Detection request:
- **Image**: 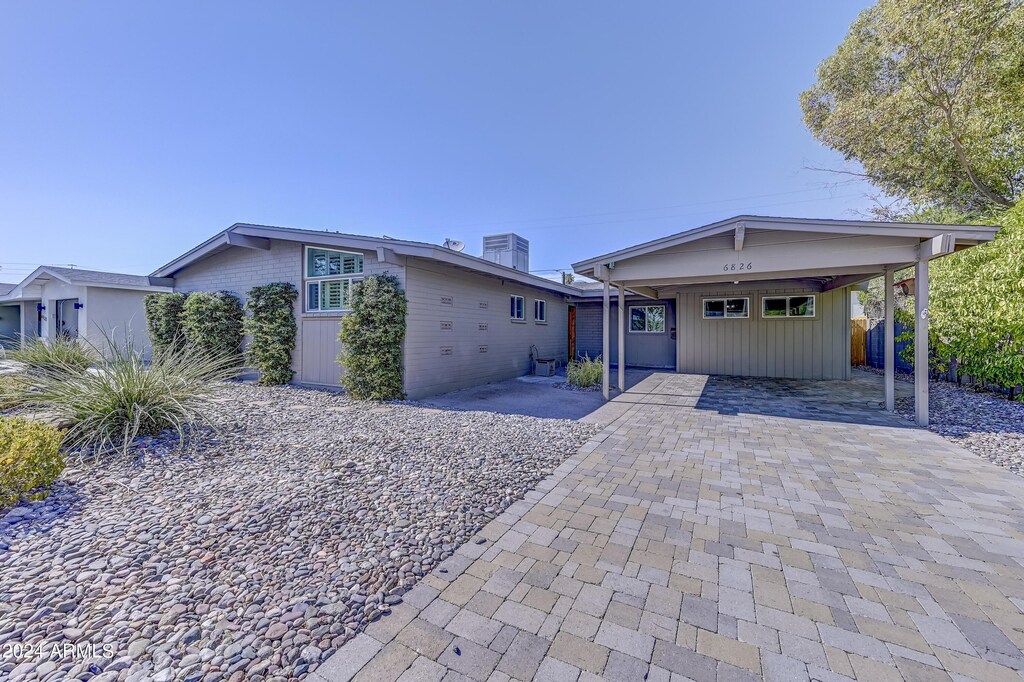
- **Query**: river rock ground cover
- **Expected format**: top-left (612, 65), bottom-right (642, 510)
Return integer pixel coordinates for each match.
top-left (861, 366), bottom-right (1024, 475)
top-left (0, 382), bottom-right (596, 682)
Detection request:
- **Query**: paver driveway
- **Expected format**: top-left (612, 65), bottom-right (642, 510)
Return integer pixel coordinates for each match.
top-left (314, 372), bottom-right (1024, 682)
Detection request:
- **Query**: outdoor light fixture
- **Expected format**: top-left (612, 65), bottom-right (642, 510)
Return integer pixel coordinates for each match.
top-left (36, 304), bottom-right (45, 312)
top-left (74, 302), bottom-right (84, 310)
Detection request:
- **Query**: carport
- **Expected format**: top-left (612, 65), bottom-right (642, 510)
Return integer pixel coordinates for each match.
top-left (571, 215), bottom-right (999, 425)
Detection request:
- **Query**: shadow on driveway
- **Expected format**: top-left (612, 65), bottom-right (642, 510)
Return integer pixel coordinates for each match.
top-left (410, 368), bottom-right (657, 422)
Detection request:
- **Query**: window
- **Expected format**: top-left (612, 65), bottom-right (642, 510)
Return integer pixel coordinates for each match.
top-left (629, 305), bottom-right (666, 333)
top-left (510, 295), bottom-right (525, 321)
top-left (305, 246), bottom-right (363, 312)
top-left (703, 297), bottom-right (749, 319)
top-left (762, 295), bottom-right (815, 318)
top-left (534, 299), bottom-right (547, 323)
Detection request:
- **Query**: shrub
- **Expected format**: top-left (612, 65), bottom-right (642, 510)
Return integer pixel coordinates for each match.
top-left (180, 291), bottom-right (244, 362)
top-left (244, 283), bottom-right (298, 385)
top-left (18, 338), bottom-right (239, 456)
top-left (0, 417), bottom-right (65, 507)
top-left (8, 336), bottom-right (96, 374)
top-left (144, 292), bottom-right (188, 354)
top-left (337, 273), bottom-right (407, 400)
top-left (567, 354), bottom-right (603, 388)
top-left (0, 375), bottom-right (29, 410)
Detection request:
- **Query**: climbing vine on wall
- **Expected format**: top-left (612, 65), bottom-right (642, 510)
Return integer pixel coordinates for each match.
top-left (337, 273), bottom-right (407, 400)
top-left (244, 282), bottom-right (298, 385)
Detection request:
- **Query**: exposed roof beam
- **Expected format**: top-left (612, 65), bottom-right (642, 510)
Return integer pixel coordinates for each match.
top-left (919, 234), bottom-right (955, 260)
top-left (225, 232), bottom-right (271, 250)
top-left (734, 223), bottom-right (745, 251)
top-left (821, 272), bottom-right (883, 292)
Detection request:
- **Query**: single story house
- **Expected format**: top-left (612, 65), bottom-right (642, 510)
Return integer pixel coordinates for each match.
top-left (0, 266), bottom-right (173, 351)
top-left (151, 215), bottom-right (997, 423)
top-left (151, 224), bottom-right (577, 398)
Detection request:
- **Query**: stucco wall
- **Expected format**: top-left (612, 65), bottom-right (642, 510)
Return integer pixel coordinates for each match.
top-left (402, 260), bottom-right (569, 399)
top-left (676, 286), bottom-right (851, 380)
top-left (575, 297), bottom-right (676, 368)
top-left (84, 287), bottom-right (152, 354)
top-left (0, 305), bottom-right (20, 348)
top-left (171, 240), bottom-right (404, 386)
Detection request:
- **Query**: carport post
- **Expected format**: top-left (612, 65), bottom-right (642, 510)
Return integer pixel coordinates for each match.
top-left (617, 285), bottom-right (625, 393)
top-left (602, 278), bottom-right (610, 400)
top-left (914, 258), bottom-right (929, 426)
top-left (884, 266), bottom-right (895, 411)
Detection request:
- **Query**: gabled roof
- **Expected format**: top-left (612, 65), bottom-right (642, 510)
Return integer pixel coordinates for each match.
top-left (0, 266), bottom-right (174, 302)
top-left (152, 223), bottom-right (580, 296)
top-left (572, 214), bottom-right (1001, 276)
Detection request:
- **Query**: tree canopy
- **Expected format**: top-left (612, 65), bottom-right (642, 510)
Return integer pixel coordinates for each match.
top-left (801, 0), bottom-right (1024, 215)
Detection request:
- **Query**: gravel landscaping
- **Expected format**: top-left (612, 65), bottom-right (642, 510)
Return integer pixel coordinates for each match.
top-left (862, 366), bottom-right (1024, 476)
top-left (0, 383), bottom-right (596, 682)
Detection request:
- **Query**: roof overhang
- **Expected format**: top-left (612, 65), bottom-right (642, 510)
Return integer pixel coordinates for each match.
top-left (153, 223), bottom-right (580, 297)
top-left (571, 215), bottom-right (1000, 296)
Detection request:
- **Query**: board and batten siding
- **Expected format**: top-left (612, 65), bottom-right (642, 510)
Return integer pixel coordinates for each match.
top-left (676, 286), bottom-right (851, 380)
top-left (402, 260), bottom-right (568, 399)
top-left (574, 298), bottom-right (676, 368)
top-left (170, 239), bottom-right (405, 386)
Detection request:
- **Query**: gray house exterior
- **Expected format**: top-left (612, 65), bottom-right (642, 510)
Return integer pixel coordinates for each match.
top-left (151, 215), bottom-right (998, 422)
top-left (152, 224), bottom-right (575, 399)
top-left (572, 214), bottom-right (999, 426)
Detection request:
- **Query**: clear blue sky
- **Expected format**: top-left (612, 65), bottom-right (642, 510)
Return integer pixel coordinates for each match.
top-left (0, 1), bottom-right (875, 282)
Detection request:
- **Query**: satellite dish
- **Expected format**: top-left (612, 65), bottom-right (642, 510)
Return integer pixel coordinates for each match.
top-left (443, 238), bottom-right (466, 252)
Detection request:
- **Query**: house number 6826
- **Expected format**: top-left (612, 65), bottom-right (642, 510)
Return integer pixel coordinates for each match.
top-left (723, 262), bottom-right (753, 271)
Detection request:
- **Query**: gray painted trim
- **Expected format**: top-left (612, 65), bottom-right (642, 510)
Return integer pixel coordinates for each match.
top-left (153, 223), bottom-right (578, 297)
top-left (572, 214), bottom-right (1001, 274)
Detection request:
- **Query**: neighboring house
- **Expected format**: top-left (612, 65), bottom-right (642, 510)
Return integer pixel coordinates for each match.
top-left (151, 224), bottom-right (577, 399)
top-left (0, 266), bottom-right (173, 351)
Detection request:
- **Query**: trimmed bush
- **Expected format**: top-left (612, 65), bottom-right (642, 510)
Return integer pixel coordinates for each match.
top-left (0, 417), bottom-right (65, 507)
top-left (337, 273), bottom-right (407, 400)
top-left (144, 292), bottom-right (188, 354)
top-left (244, 283), bottom-right (298, 385)
top-left (567, 354), bottom-right (603, 388)
top-left (8, 337), bottom-right (96, 374)
top-left (180, 291), bottom-right (244, 361)
top-left (18, 338), bottom-right (239, 456)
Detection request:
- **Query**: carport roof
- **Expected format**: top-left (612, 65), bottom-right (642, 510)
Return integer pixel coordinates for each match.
top-left (572, 214), bottom-right (1000, 280)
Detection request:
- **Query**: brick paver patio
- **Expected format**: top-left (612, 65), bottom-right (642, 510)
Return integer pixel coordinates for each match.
top-left (313, 372), bottom-right (1024, 681)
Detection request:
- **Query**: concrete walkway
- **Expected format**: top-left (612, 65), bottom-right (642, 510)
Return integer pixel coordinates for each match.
top-left (314, 372), bottom-right (1024, 682)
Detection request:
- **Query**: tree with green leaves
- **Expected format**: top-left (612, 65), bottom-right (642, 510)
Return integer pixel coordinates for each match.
top-left (801, 0), bottom-right (1024, 215)
top-left (337, 273), bottom-right (407, 400)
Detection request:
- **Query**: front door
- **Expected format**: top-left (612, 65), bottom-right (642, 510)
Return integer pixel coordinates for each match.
top-left (568, 305), bottom-right (576, 361)
top-left (56, 299), bottom-right (80, 338)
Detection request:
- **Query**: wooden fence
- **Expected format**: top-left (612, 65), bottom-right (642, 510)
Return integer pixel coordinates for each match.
top-left (851, 316), bottom-right (867, 366)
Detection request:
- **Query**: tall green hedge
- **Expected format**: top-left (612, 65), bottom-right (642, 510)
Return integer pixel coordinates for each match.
top-left (337, 273), bottom-right (407, 400)
top-left (144, 292), bottom-right (188, 354)
top-left (898, 202), bottom-right (1024, 397)
top-left (244, 283), bottom-right (298, 385)
top-left (180, 291), bottom-right (244, 361)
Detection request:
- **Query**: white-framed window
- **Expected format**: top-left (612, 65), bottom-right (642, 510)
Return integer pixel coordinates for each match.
top-left (305, 246), bottom-right (364, 312)
top-left (762, 295), bottom-right (815, 318)
top-left (703, 297), bottom-right (749, 319)
top-left (629, 305), bottom-right (666, 333)
top-left (510, 295), bottom-right (525, 321)
top-left (534, 299), bottom-right (547, 323)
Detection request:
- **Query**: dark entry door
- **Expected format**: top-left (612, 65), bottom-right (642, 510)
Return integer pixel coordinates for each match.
top-left (568, 305), bottom-right (576, 361)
